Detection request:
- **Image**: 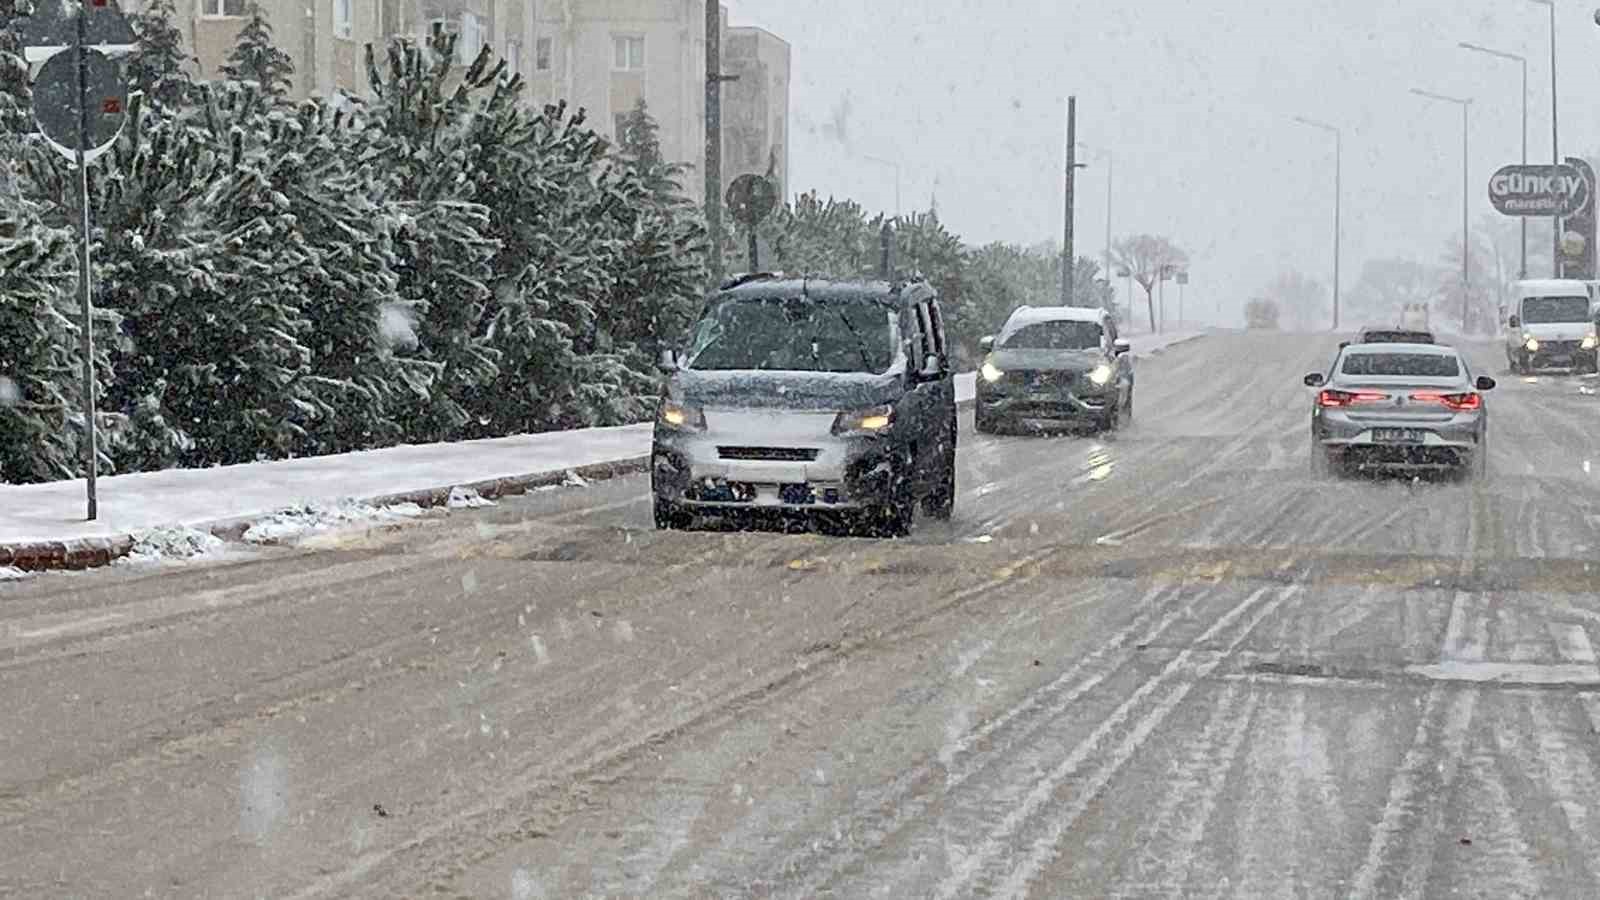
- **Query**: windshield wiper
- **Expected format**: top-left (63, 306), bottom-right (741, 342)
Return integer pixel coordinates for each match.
top-left (830, 308), bottom-right (876, 371)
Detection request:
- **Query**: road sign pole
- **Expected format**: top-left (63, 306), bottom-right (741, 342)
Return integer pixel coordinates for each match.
top-left (73, 7), bottom-right (98, 521)
top-left (747, 225), bottom-right (758, 271)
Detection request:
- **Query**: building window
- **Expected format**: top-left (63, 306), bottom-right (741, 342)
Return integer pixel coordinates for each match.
top-left (505, 40), bottom-right (522, 73)
top-left (334, 0), bottom-right (353, 39)
top-left (613, 35), bottom-right (644, 71)
top-left (535, 37), bottom-right (553, 71)
top-left (202, 0), bottom-right (246, 16)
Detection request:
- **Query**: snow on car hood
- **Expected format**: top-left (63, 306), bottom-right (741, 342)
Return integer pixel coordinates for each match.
top-left (670, 369), bottom-right (904, 411)
top-left (986, 348), bottom-right (1107, 372)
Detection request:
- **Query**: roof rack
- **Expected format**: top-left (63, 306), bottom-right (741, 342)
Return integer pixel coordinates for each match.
top-left (719, 271), bottom-right (785, 290)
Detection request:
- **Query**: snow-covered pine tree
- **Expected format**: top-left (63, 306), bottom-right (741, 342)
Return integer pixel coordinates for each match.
top-left (361, 35), bottom-right (502, 443)
top-left (128, 0), bottom-right (194, 109)
top-left (219, 1), bottom-right (294, 101)
top-left (603, 98), bottom-right (708, 366)
top-left (0, 0), bottom-right (29, 137)
top-left (0, 209), bottom-right (108, 483)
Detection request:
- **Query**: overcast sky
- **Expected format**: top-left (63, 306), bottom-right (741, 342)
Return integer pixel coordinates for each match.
top-left (727, 0), bottom-right (1600, 323)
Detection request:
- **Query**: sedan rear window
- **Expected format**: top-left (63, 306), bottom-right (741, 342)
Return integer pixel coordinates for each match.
top-left (1359, 330), bottom-right (1432, 344)
top-left (1341, 353), bottom-right (1460, 378)
top-left (1000, 320), bottom-right (1102, 350)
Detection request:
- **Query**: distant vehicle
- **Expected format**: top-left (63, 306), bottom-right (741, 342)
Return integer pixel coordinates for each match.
top-left (1400, 302), bottom-right (1430, 331)
top-left (1503, 278), bottom-right (1600, 374)
top-left (1353, 326), bottom-right (1435, 345)
top-left (1305, 342), bottom-right (1495, 480)
top-left (651, 274), bottom-right (957, 536)
top-left (973, 305), bottom-right (1132, 434)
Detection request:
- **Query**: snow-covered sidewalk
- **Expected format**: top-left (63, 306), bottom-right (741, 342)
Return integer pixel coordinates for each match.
top-left (0, 330), bottom-right (1204, 570)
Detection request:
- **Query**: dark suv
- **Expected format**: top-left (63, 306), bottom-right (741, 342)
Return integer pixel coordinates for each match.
top-left (974, 305), bottom-right (1133, 433)
top-left (651, 275), bottom-right (958, 536)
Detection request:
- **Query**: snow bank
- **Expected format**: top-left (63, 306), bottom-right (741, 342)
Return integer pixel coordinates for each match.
top-left (0, 565), bottom-right (28, 581)
top-left (242, 499), bottom-right (427, 545)
top-left (123, 526), bottom-right (225, 563)
top-left (447, 486), bottom-right (496, 509)
top-left (0, 376), bottom-right (17, 407)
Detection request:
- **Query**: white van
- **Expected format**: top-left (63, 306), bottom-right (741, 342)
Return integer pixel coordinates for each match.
top-left (1504, 279), bottom-right (1600, 374)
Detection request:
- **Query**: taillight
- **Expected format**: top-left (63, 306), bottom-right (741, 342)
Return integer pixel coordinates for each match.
top-left (1411, 391), bottom-right (1481, 411)
top-left (1317, 389), bottom-right (1389, 407)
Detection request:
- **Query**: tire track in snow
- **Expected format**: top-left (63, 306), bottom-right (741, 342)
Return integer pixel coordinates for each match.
top-left (755, 578), bottom-right (1232, 898)
top-left (1107, 682), bottom-right (1260, 898)
top-left (935, 583), bottom-right (1301, 899)
top-left (1524, 696), bottom-right (1600, 886)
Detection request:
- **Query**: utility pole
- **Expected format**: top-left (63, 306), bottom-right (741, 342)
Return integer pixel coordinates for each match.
top-left (1412, 88), bottom-right (1473, 333)
top-left (1460, 42), bottom-right (1529, 278)
top-left (705, 2), bottom-right (737, 284)
top-left (1292, 116), bottom-right (1342, 330)
top-left (1061, 96), bottom-right (1078, 306)
top-left (1530, 0), bottom-right (1560, 276)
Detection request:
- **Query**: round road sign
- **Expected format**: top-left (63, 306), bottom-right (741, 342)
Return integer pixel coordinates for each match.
top-left (725, 173), bottom-right (779, 227)
top-left (32, 48), bottom-right (128, 157)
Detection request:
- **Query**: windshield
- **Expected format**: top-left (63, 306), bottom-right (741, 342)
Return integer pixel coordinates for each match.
top-left (684, 296), bottom-right (897, 373)
top-left (1521, 295), bottom-right (1591, 323)
top-left (1360, 330), bottom-right (1431, 344)
top-left (1000, 320), bottom-right (1103, 350)
top-left (1341, 353), bottom-right (1460, 378)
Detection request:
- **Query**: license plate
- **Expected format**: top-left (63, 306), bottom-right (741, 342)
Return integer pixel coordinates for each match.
top-left (1373, 428), bottom-right (1425, 444)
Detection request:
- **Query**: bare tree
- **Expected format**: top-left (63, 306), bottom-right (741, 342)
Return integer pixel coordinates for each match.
top-left (1265, 270), bottom-right (1328, 332)
top-left (1111, 234), bottom-right (1188, 331)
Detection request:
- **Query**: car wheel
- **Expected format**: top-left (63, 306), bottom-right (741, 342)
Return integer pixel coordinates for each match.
top-left (653, 495), bottom-right (691, 530)
top-left (877, 455), bottom-right (916, 537)
top-left (1310, 437), bottom-right (1335, 479)
top-left (1124, 386), bottom-right (1134, 421)
top-left (922, 438), bottom-right (956, 520)
top-left (975, 409), bottom-right (996, 434)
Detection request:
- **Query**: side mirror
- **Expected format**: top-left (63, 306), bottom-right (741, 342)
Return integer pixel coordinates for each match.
top-left (1338, 341), bottom-right (1350, 350)
top-left (1112, 338), bottom-right (1131, 356)
top-left (978, 335), bottom-right (995, 351)
top-left (656, 348), bottom-right (679, 374)
top-left (1508, 315), bottom-right (1521, 329)
top-left (1476, 375), bottom-right (1497, 391)
top-left (1304, 372), bottom-right (1326, 387)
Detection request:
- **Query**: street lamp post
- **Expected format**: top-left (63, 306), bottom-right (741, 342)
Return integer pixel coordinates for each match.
top-left (1411, 88), bottom-right (1474, 333)
top-left (1077, 142), bottom-right (1114, 314)
top-left (1459, 41), bottom-right (1528, 278)
top-left (1292, 116), bottom-right (1342, 330)
top-left (1529, 0), bottom-right (1560, 276)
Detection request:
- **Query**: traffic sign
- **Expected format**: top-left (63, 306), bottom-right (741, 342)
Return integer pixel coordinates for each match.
top-left (31, 48), bottom-right (127, 161)
top-left (19, 0), bottom-right (137, 63)
top-left (725, 173), bottom-right (778, 227)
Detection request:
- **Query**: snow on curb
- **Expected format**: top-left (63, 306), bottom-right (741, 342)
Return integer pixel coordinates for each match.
top-left (0, 566), bottom-right (29, 582)
top-left (242, 499), bottom-right (427, 545)
top-left (447, 486), bottom-right (497, 509)
top-left (122, 526), bottom-right (225, 563)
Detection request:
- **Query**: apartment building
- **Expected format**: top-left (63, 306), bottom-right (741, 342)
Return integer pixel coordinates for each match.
top-left (528, 1), bottom-right (789, 202)
top-left (149, 2), bottom-right (789, 202)
top-left (169, 1), bottom-right (536, 99)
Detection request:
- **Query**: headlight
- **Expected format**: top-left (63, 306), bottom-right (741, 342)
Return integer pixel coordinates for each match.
top-left (980, 361), bottom-right (1004, 383)
top-left (832, 404), bottom-right (895, 436)
top-left (1583, 334), bottom-right (1598, 350)
top-left (657, 399), bottom-right (706, 432)
top-left (1087, 364), bottom-right (1114, 386)
top-left (1524, 337), bottom-right (1540, 352)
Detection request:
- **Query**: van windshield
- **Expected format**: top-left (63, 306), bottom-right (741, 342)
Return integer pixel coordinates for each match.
top-left (685, 296), bottom-right (898, 374)
top-left (1522, 295), bottom-right (1591, 324)
top-left (1000, 320), bottom-right (1103, 350)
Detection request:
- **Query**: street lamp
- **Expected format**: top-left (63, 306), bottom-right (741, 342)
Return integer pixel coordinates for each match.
top-left (1077, 142), bottom-right (1114, 315)
top-left (1528, 0), bottom-right (1560, 276)
top-left (1291, 116), bottom-right (1342, 330)
top-left (1458, 41), bottom-right (1528, 278)
top-left (861, 154), bottom-right (901, 218)
top-left (1411, 88), bottom-right (1474, 333)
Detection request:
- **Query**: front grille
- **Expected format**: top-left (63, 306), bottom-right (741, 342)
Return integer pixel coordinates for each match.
top-left (1007, 370), bottom-right (1077, 390)
top-left (717, 446), bottom-right (819, 462)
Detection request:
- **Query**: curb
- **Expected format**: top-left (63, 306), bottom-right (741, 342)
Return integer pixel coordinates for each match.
top-left (0, 455), bottom-right (652, 574)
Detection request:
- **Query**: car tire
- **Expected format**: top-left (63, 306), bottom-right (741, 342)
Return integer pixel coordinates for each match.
top-left (877, 455), bottom-right (916, 538)
top-left (1310, 438), bottom-right (1335, 479)
top-left (1124, 386), bottom-right (1134, 421)
top-left (974, 409), bottom-right (996, 434)
top-left (653, 495), bottom-right (691, 530)
top-left (922, 436), bottom-right (957, 520)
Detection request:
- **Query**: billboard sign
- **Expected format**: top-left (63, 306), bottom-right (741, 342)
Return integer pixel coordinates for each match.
top-left (1488, 164), bottom-right (1587, 217)
top-left (1562, 157), bottom-right (1596, 280)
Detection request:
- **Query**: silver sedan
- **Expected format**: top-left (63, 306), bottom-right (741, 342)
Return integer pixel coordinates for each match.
top-left (1304, 342), bottom-right (1496, 480)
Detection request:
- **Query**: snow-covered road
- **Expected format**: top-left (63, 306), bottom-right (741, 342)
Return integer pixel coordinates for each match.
top-left (6, 331), bottom-right (1600, 897)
